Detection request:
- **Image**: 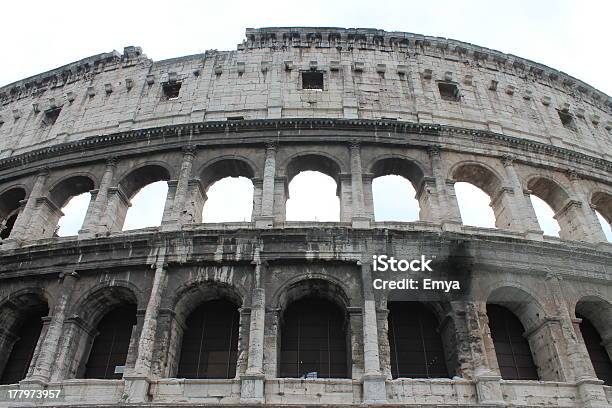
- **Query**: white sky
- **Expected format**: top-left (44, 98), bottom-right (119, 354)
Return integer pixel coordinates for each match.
top-left (5, 0), bottom-right (609, 241)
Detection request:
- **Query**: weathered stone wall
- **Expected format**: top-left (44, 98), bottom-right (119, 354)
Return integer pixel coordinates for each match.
top-left (0, 27), bottom-right (610, 407)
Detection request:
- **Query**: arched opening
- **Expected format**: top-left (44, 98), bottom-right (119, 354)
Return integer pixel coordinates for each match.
top-left (452, 164), bottom-right (504, 229)
top-left (577, 314), bottom-right (612, 386)
top-left (454, 182), bottom-right (496, 228)
top-left (0, 187), bottom-right (26, 240)
top-left (285, 155), bottom-right (341, 222)
top-left (575, 297), bottom-right (612, 386)
top-left (529, 195), bottom-right (560, 237)
top-left (280, 297), bottom-right (348, 378)
top-left (200, 159), bottom-right (255, 223)
top-left (0, 291), bottom-right (48, 384)
top-left (527, 177), bottom-right (570, 239)
top-left (57, 192), bottom-right (91, 236)
top-left (119, 165), bottom-right (171, 231)
top-left (45, 176), bottom-right (95, 238)
top-left (387, 302), bottom-right (450, 378)
top-left (83, 304), bottom-right (137, 379)
top-left (176, 299), bottom-right (239, 379)
top-left (370, 158), bottom-right (423, 222)
top-left (486, 304), bottom-right (538, 380)
top-left (592, 192), bottom-right (612, 242)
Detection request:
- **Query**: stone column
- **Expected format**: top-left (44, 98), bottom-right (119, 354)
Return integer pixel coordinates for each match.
top-left (427, 146), bottom-right (462, 230)
top-left (463, 302), bottom-right (506, 406)
top-left (79, 157), bottom-right (117, 238)
top-left (241, 261), bottom-right (266, 403)
top-left (25, 271), bottom-right (79, 383)
top-left (3, 168), bottom-right (49, 247)
top-left (362, 173), bottom-right (375, 220)
top-left (350, 142), bottom-right (371, 228)
top-left (567, 170), bottom-right (608, 244)
top-left (255, 143), bottom-right (277, 228)
top-left (125, 249), bottom-right (167, 403)
top-left (359, 261), bottom-right (387, 404)
top-left (546, 274), bottom-right (609, 408)
top-left (500, 155), bottom-right (542, 237)
top-left (162, 145), bottom-right (197, 230)
top-left (272, 177), bottom-right (288, 223)
top-left (339, 174), bottom-right (353, 222)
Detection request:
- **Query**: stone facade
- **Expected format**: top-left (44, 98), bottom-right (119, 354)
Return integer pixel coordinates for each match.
top-left (0, 27), bottom-right (610, 407)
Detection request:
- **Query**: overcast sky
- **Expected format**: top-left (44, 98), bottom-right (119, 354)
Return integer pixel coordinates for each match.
top-left (3, 0), bottom-right (609, 240)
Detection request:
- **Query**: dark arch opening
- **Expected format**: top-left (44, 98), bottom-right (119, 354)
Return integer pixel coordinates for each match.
top-left (577, 313), bottom-right (612, 386)
top-left (487, 304), bottom-right (538, 380)
top-left (176, 299), bottom-right (239, 379)
top-left (280, 297), bottom-right (348, 379)
top-left (49, 176), bottom-right (95, 209)
top-left (0, 187), bottom-right (26, 240)
top-left (387, 302), bottom-right (450, 379)
top-left (83, 304), bottom-right (137, 379)
top-left (592, 192), bottom-right (612, 224)
top-left (0, 304), bottom-right (48, 384)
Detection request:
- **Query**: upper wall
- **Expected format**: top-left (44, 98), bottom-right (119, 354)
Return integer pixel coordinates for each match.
top-left (0, 27), bottom-right (610, 160)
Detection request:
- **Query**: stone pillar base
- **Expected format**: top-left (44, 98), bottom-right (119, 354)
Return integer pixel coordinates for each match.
top-left (19, 377), bottom-right (47, 388)
top-left (362, 373), bottom-right (387, 404)
top-left (576, 378), bottom-right (609, 408)
top-left (524, 230), bottom-right (544, 241)
top-left (240, 373), bottom-right (265, 404)
top-left (160, 222), bottom-right (181, 232)
top-left (123, 376), bottom-right (151, 403)
top-left (352, 216), bottom-right (371, 229)
top-left (254, 216), bottom-right (274, 229)
top-left (475, 374), bottom-right (506, 406)
top-left (0, 238), bottom-right (21, 250)
top-left (442, 221), bottom-right (463, 232)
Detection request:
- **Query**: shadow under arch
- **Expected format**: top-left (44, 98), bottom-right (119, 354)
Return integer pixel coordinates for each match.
top-left (592, 191), bottom-right (612, 224)
top-left (0, 288), bottom-right (49, 384)
top-left (284, 153), bottom-right (342, 184)
top-left (168, 280), bottom-right (245, 379)
top-left (118, 164), bottom-right (172, 200)
top-left (526, 176), bottom-right (571, 214)
top-left (574, 295), bottom-right (612, 385)
top-left (370, 156), bottom-right (426, 186)
top-left (0, 186), bottom-right (27, 240)
top-left (199, 156), bottom-right (257, 192)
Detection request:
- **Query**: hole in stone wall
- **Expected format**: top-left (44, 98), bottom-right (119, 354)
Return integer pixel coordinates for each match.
top-left (595, 210), bottom-right (612, 242)
top-left (286, 171), bottom-right (339, 221)
top-left (123, 181), bottom-right (168, 231)
top-left (454, 182), bottom-right (496, 228)
top-left (162, 82), bottom-right (182, 100)
top-left (227, 116), bottom-right (245, 121)
top-left (57, 192), bottom-right (91, 237)
top-left (529, 194), bottom-right (560, 237)
top-left (0, 213), bottom-right (18, 240)
top-left (438, 82), bottom-right (460, 102)
top-left (202, 176), bottom-right (253, 222)
top-left (372, 175), bottom-right (419, 222)
top-left (302, 71), bottom-right (324, 90)
top-left (42, 107), bottom-right (61, 127)
top-left (557, 110), bottom-right (577, 131)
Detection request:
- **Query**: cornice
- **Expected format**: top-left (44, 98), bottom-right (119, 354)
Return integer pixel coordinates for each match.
top-left (0, 119), bottom-right (609, 178)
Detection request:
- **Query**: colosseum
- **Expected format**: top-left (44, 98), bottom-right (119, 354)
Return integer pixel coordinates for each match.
top-left (0, 26), bottom-right (610, 407)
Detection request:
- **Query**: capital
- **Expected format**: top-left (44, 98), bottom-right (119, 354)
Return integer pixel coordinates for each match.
top-left (264, 140), bottom-right (277, 151)
top-left (349, 140), bottom-right (361, 150)
top-left (501, 154), bottom-right (515, 167)
top-left (566, 169), bottom-right (580, 181)
top-left (105, 156), bottom-right (118, 167)
top-left (37, 166), bottom-right (50, 177)
top-left (182, 144), bottom-right (197, 157)
top-left (426, 144), bottom-right (441, 157)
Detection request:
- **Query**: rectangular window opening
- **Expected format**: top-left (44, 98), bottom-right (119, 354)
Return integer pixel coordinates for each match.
top-left (42, 107), bottom-right (62, 127)
top-left (162, 82), bottom-right (182, 100)
top-left (302, 71), bottom-right (324, 90)
top-left (438, 82), bottom-right (460, 102)
top-left (558, 110), bottom-right (577, 131)
top-left (227, 116), bottom-right (245, 121)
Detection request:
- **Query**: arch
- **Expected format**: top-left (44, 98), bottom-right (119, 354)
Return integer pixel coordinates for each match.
top-left (387, 301), bottom-right (451, 379)
top-left (575, 296), bottom-right (612, 386)
top-left (199, 156), bottom-right (257, 192)
top-left (0, 187), bottom-right (26, 240)
top-left (486, 304), bottom-right (539, 380)
top-left (272, 276), bottom-right (351, 312)
top-left (176, 299), bottom-right (240, 379)
top-left (370, 156), bottom-right (426, 187)
top-left (48, 174), bottom-right (96, 209)
top-left (70, 282), bottom-right (141, 328)
top-left (526, 176), bottom-right (571, 214)
top-left (451, 162), bottom-right (504, 197)
top-left (118, 164), bottom-right (172, 200)
top-left (172, 280), bottom-right (244, 327)
top-left (370, 157), bottom-right (425, 222)
top-left (284, 153), bottom-right (342, 184)
top-left (279, 296), bottom-right (349, 378)
top-left (487, 285), bottom-right (546, 330)
top-left (591, 191), bottom-right (612, 224)
top-left (0, 289), bottom-right (49, 384)
top-left (83, 303), bottom-right (137, 379)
